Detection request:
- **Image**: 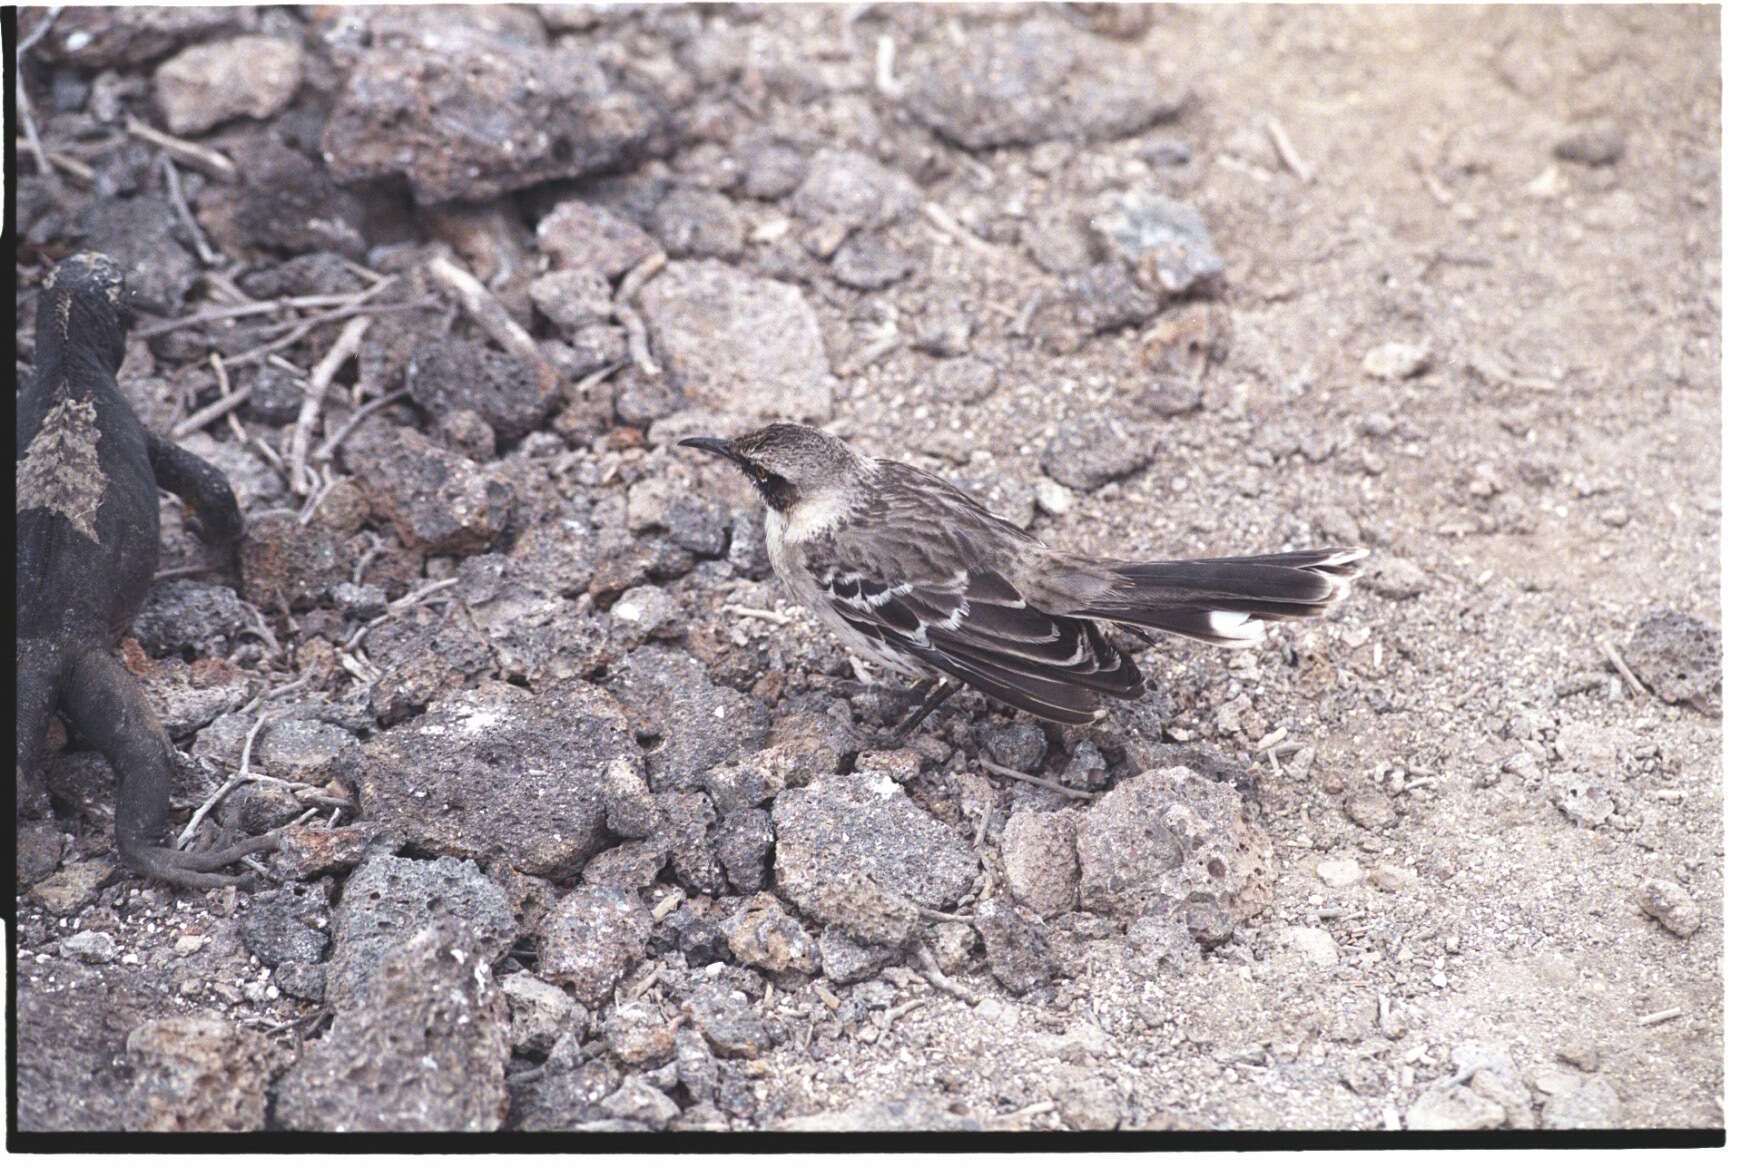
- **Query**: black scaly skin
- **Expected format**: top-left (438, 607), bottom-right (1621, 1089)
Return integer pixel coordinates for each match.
top-left (16, 252), bottom-right (276, 888)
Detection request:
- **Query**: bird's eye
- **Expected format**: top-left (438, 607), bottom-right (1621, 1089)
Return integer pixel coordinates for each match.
top-left (755, 466), bottom-right (769, 481)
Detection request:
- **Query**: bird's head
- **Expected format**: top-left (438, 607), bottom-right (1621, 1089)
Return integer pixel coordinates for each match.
top-left (680, 422), bottom-right (863, 514)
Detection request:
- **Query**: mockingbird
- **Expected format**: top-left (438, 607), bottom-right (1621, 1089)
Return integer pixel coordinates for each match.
top-left (682, 423), bottom-right (1365, 735)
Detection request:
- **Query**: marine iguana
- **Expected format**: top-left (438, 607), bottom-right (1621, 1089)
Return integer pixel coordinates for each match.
top-left (17, 252), bottom-right (278, 888)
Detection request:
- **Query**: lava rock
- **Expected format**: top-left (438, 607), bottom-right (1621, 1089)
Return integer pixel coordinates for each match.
top-left (772, 771), bottom-right (978, 945)
top-left (322, 41), bottom-right (668, 204)
top-left (1091, 191), bottom-right (1224, 297)
top-left (325, 855), bottom-right (516, 1011)
top-left (342, 420), bottom-right (515, 555)
top-left (539, 884), bottom-right (653, 1007)
top-left (537, 200), bottom-right (662, 278)
top-left (152, 36), bottom-right (302, 135)
top-left (79, 195), bottom-right (199, 315)
top-left (276, 922), bottom-right (511, 1131)
top-left (639, 260), bottom-right (837, 422)
top-left (900, 16), bottom-right (1188, 150)
top-left (974, 898), bottom-right (1056, 994)
top-left (1626, 609), bottom-right (1720, 715)
top-left (408, 339), bottom-right (564, 446)
top-left (349, 679), bottom-right (636, 878)
top-left (124, 1015), bottom-right (279, 1132)
top-left (604, 645), bottom-right (771, 793)
top-left (726, 892), bottom-right (820, 974)
top-left (817, 926), bottom-right (902, 985)
top-left (130, 579), bottom-right (250, 659)
top-left (238, 884), bottom-right (329, 968)
top-left (1001, 809), bottom-right (1081, 918)
top-left (1041, 413), bottom-right (1153, 491)
top-left (1075, 766), bottom-right (1273, 923)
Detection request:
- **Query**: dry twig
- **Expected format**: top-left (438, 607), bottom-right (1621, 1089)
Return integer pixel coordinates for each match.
top-left (913, 943), bottom-right (981, 1005)
top-left (289, 315), bottom-right (372, 495)
top-left (1266, 116), bottom-right (1314, 183)
top-left (171, 353), bottom-right (249, 438)
top-left (979, 758), bottom-right (1095, 801)
top-left (427, 250), bottom-right (561, 392)
top-left (1597, 638), bottom-right (1651, 701)
top-left (126, 116), bottom-right (239, 183)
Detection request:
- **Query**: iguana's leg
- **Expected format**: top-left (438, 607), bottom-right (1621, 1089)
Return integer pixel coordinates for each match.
top-left (16, 639), bottom-right (63, 819)
top-left (146, 432), bottom-right (244, 545)
top-left (63, 648), bottom-right (277, 888)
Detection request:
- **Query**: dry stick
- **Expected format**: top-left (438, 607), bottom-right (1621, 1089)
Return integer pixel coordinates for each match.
top-left (1266, 116), bottom-right (1314, 183)
top-left (1638, 1006), bottom-right (1683, 1027)
top-left (171, 353), bottom-right (250, 438)
top-left (289, 315), bottom-right (372, 496)
top-left (979, 758), bottom-right (1095, 801)
top-left (126, 116), bottom-right (238, 184)
top-left (343, 577), bottom-right (460, 650)
top-left (135, 285), bottom-right (396, 339)
top-left (176, 710), bottom-right (272, 849)
top-left (159, 155), bottom-right (217, 265)
top-left (722, 604), bottom-right (793, 626)
top-left (613, 252), bottom-right (668, 377)
top-left (14, 6), bottom-right (61, 184)
top-left (874, 34), bottom-right (902, 98)
top-left (922, 202), bottom-right (1001, 259)
top-left (427, 250), bottom-right (561, 391)
top-left (311, 389), bottom-right (410, 464)
top-left (914, 943), bottom-right (981, 1005)
top-left (1597, 638), bottom-right (1651, 701)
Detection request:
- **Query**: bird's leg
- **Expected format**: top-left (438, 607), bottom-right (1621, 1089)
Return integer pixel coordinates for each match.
top-left (884, 679), bottom-right (964, 744)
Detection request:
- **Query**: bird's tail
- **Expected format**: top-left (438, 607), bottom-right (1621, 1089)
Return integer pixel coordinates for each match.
top-left (1077, 547), bottom-right (1367, 647)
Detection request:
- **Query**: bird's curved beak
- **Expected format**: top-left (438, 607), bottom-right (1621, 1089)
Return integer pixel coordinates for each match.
top-left (679, 436), bottom-right (749, 472)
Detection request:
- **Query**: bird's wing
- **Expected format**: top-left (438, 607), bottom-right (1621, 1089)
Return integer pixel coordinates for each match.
top-left (809, 465), bottom-right (1143, 723)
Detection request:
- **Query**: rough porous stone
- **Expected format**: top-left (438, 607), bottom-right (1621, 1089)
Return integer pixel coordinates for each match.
top-left (1041, 413), bottom-right (1153, 491)
top-left (604, 645), bottom-right (771, 792)
top-left (408, 339), bottom-right (564, 445)
top-left (321, 42), bottom-right (667, 203)
top-left (124, 1015), bottom-right (279, 1132)
top-left (342, 421), bottom-right (516, 556)
top-left (772, 771), bottom-right (978, 945)
top-left (153, 36), bottom-right (302, 135)
top-left (900, 16), bottom-right (1189, 149)
top-left (501, 971), bottom-right (588, 1056)
top-left (537, 200), bottom-right (662, 278)
top-left (1075, 766), bottom-right (1273, 923)
top-left (974, 899), bottom-right (1056, 994)
top-left (792, 148), bottom-right (921, 230)
top-left (238, 883), bottom-right (329, 969)
top-left (1637, 878), bottom-right (1702, 938)
top-left (1625, 609), bottom-right (1720, 715)
top-left (1000, 809), bottom-right (1081, 918)
top-left (1091, 191), bottom-right (1225, 296)
top-left (276, 922), bottom-right (511, 1132)
top-left (638, 260), bottom-right (837, 422)
top-left (540, 885), bottom-right (653, 1007)
top-left (130, 579), bottom-right (250, 659)
top-left (779, 1093), bottom-right (981, 1132)
top-left (326, 855), bottom-right (516, 1011)
top-left (726, 892), bottom-right (820, 974)
top-left (350, 679), bottom-right (636, 879)
top-left (231, 138), bottom-right (368, 258)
